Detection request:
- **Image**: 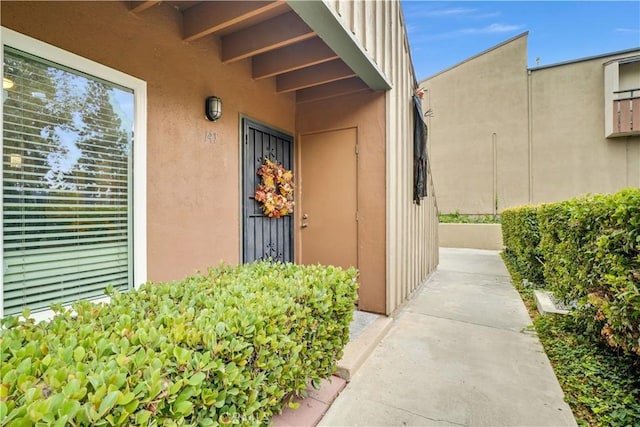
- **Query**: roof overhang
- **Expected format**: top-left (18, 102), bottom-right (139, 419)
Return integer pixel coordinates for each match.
top-left (128, 0), bottom-right (388, 103)
top-left (287, 0), bottom-right (391, 91)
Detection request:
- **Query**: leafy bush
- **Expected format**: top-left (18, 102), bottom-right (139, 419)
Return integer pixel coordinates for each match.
top-left (534, 314), bottom-right (640, 427)
top-left (501, 188), bottom-right (640, 356)
top-left (501, 206), bottom-right (544, 285)
top-left (0, 262), bottom-right (358, 426)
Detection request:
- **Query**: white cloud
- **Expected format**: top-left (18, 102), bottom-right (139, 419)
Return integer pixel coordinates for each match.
top-left (461, 23), bottom-right (525, 34)
top-left (424, 7), bottom-right (477, 17)
top-left (417, 23), bottom-right (525, 41)
top-left (615, 27), bottom-right (640, 34)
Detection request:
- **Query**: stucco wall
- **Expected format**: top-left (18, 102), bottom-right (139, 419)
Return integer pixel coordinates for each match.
top-left (1, 1), bottom-right (296, 282)
top-left (296, 91), bottom-right (387, 314)
top-left (438, 223), bottom-right (503, 250)
top-left (530, 58), bottom-right (640, 203)
top-left (421, 34), bottom-right (530, 215)
top-left (421, 33), bottom-right (640, 214)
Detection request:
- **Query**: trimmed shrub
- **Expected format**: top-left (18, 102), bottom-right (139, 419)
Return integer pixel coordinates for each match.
top-left (502, 188), bottom-right (640, 356)
top-left (501, 205), bottom-right (544, 285)
top-left (0, 262), bottom-right (358, 426)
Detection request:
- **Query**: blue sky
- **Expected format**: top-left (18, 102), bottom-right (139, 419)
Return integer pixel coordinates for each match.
top-left (402, 1), bottom-right (640, 81)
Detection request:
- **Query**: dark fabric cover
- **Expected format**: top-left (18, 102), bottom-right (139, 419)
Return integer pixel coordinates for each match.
top-left (413, 94), bottom-right (428, 204)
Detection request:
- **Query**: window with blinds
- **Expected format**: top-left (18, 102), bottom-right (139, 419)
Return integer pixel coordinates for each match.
top-left (2, 46), bottom-right (135, 316)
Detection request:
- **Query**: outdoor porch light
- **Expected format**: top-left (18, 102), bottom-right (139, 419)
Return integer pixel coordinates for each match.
top-left (205, 96), bottom-right (222, 121)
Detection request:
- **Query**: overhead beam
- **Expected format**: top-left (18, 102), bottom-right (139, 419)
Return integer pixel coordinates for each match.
top-left (222, 11), bottom-right (315, 64)
top-left (129, 1), bottom-right (160, 13)
top-left (287, 1), bottom-right (391, 91)
top-left (296, 77), bottom-right (370, 103)
top-left (183, 1), bottom-right (284, 42)
top-left (276, 59), bottom-right (355, 93)
top-left (252, 37), bottom-right (338, 80)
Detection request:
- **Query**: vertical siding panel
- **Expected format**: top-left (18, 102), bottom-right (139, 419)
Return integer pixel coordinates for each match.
top-left (353, 0), bottom-right (363, 49)
top-left (387, 3), bottom-right (399, 312)
top-left (335, 0), bottom-right (343, 18)
top-left (399, 37), bottom-right (406, 303)
top-left (343, 1), bottom-right (353, 34)
top-left (403, 11), bottom-right (409, 304)
top-left (375, 0), bottom-right (383, 67)
top-left (382, 0), bottom-right (440, 313)
top-left (364, 1), bottom-right (375, 56)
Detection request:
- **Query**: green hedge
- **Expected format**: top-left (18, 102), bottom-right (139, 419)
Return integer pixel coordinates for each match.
top-left (501, 188), bottom-right (640, 356)
top-left (0, 262), bottom-right (358, 426)
top-left (501, 205), bottom-right (544, 285)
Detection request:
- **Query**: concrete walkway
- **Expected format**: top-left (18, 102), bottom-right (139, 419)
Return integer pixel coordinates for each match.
top-left (319, 248), bottom-right (577, 427)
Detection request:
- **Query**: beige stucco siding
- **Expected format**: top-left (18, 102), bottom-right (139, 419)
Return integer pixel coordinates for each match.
top-left (421, 34), bottom-right (529, 215)
top-left (530, 59), bottom-right (634, 203)
top-left (1, 1), bottom-right (296, 282)
top-left (421, 33), bottom-right (640, 214)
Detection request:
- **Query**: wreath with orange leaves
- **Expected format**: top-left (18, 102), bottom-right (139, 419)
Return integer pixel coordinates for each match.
top-left (254, 159), bottom-right (295, 218)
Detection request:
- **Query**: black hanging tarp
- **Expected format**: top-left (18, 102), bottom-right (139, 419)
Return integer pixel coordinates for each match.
top-left (413, 94), bottom-right (428, 204)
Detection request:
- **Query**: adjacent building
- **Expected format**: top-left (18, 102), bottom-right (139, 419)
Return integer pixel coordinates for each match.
top-left (420, 32), bottom-right (640, 215)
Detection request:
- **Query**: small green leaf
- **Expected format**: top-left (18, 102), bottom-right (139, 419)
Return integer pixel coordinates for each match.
top-left (186, 372), bottom-right (206, 386)
top-left (135, 409), bottom-right (151, 425)
top-left (173, 400), bottom-right (194, 416)
top-left (73, 347), bottom-right (86, 363)
top-left (288, 400), bottom-right (300, 409)
top-left (98, 391), bottom-right (121, 416)
top-left (117, 391), bottom-right (135, 406)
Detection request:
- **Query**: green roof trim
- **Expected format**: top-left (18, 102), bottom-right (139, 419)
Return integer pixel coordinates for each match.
top-left (287, 0), bottom-right (391, 91)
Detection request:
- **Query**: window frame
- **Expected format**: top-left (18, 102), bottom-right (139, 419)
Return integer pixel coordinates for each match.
top-left (0, 27), bottom-right (147, 320)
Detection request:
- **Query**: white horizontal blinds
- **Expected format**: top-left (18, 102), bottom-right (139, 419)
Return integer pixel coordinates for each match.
top-left (2, 47), bottom-right (134, 316)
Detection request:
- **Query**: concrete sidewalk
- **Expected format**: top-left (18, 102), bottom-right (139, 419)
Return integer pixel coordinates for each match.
top-left (319, 248), bottom-right (577, 427)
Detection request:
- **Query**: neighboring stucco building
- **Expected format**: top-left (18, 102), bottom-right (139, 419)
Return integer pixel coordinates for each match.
top-left (1, 0), bottom-right (438, 318)
top-left (420, 32), bottom-right (640, 215)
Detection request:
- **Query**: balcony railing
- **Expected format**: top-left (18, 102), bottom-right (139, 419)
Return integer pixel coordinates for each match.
top-left (612, 88), bottom-right (640, 135)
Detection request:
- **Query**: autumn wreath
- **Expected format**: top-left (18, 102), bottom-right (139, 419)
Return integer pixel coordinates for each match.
top-left (255, 159), bottom-right (294, 218)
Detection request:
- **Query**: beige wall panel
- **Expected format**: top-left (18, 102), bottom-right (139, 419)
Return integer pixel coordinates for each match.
top-left (1, 1), bottom-right (296, 282)
top-left (421, 34), bottom-right (530, 215)
top-left (296, 91), bottom-right (387, 314)
top-left (423, 34), bottom-right (640, 212)
top-left (530, 59), bottom-right (638, 203)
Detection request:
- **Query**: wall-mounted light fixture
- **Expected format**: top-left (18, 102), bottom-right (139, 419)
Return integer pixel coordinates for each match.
top-left (205, 96), bottom-right (222, 122)
top-left (3, 77), bottom-right (14, 89)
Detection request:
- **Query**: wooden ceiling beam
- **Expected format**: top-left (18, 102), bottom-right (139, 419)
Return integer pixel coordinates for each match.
top-left (129, 1), bottom-right (160, 13)
top-left (276, 59), bottom-right (356, 93)
top-left (183, 1), bottom-right (283, 42)
top-left (221, 11), bottom-right (314, 64)
top-left (296, 77), bottom-right (371, 104)
top-left (252, 37), bottom-right (338, 80)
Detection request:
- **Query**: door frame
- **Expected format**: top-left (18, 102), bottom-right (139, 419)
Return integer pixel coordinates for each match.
top-left (239, 115), bottom-right (295, 263)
